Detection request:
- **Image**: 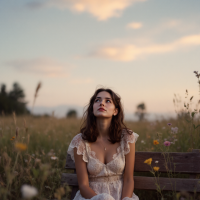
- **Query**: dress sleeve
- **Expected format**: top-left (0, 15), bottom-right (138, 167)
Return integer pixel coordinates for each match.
top-left (67, 133), bottom-right (89, 163)
top-left (123, 130), bottom-right (139, 155)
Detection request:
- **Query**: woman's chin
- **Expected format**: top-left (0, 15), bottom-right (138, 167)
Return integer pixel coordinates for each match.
top-left (95, 114), bottom-right (112, 118)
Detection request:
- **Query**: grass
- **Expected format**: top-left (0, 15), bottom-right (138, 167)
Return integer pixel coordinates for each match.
top-left (0, 71), bottom-right (200, 199)
top-left (0, 113), bottom-right (200, 200)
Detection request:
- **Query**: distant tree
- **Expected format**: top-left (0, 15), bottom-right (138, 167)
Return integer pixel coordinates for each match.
top-left (135, 103), bottom-right (146, 121)
top-left (66, 109), bottom-right (77, 118)
top-left (0, 82), bottom-right (29, 115)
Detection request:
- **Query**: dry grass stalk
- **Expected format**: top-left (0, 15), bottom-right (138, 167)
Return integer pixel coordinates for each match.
top-left (23, 118), bottom-right (28, 134)
top-left (32, 82), bottom-right (42, 113)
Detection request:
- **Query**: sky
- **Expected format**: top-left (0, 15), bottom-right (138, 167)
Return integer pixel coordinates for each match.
top-left (0, 0), bottom-right (200, 120)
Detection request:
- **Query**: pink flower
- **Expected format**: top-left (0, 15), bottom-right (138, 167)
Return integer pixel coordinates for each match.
top-left (164, 141), bottom-right (171, 146)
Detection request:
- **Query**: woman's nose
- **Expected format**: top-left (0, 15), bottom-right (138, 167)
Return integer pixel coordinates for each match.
top-left (100, 102), bottom-right (104, 106)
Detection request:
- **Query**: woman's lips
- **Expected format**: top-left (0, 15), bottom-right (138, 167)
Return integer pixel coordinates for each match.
top-left (98, 108), bottom-right (106, 111)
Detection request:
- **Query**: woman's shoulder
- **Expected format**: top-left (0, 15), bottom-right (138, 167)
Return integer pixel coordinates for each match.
top-left (70, 133), bottom-right (85, 145)
top-left (67, 133), bottom-right (88, 162)
top-left (122, 129), bottom-right (139, 155)
top-left (122, 128), bottom-right (139, 143)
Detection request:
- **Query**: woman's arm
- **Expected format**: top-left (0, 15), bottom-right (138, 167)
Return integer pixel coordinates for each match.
top-left (121, 142), bottom-right (136, 200)
top-left (74, 147), bottom-right (97, 199)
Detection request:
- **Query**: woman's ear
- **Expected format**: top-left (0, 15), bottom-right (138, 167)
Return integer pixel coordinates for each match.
top-left (114, 108), bottom-right (118, 116)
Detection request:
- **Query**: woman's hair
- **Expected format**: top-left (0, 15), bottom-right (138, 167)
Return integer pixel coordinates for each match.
top-left (80, 88), bottom-right (132, 143)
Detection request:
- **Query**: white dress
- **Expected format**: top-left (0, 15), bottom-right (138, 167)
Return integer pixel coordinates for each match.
top-left (67, 130), bottom-right (139, 200)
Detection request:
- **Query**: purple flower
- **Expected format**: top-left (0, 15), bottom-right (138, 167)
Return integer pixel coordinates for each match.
top-left (167, 123), bottom-right (172, 126)
top-left (164, 141), bottom-right (171, 146)
top-left (194, 71), bottom-right (197, 74)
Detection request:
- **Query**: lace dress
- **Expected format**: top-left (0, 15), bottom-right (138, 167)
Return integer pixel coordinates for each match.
top-left (67, 130), bottom-right (139, 200)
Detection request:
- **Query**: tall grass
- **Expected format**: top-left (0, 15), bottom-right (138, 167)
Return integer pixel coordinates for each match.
top-left (0, 72), bottom-right (200, 199)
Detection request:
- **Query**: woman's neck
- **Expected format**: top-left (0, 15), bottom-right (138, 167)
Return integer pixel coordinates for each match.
top-left (96, 118), bottom-right (112, 140)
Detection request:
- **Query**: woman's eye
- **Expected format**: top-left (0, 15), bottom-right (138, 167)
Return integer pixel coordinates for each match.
top-left (95, 99), bottom-right (100, 102)
top-left (106, 100), bottom-right (111, 103)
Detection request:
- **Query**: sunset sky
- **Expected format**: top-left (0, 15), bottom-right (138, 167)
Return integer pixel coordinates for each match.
top-left (0, 0), bottom-right (200, 119)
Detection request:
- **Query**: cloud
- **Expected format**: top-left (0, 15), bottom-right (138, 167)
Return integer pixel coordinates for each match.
top-left (27, 0), bottom-right (146, 21)
top-left (70, 78), bottom-right (93, 84)
top-left (5, 57), bottom-right (72, 77)
top-left (91, 34), bottom-right (200, 61)
top-left (126, 22), bottom-right (143, 29)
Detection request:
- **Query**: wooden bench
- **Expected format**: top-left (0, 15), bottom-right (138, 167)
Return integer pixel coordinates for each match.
top-left (61, 149), bottom-right (200, 200)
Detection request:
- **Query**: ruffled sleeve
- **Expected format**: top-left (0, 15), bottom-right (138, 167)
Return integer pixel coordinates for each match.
top-left (123, 130), bottom-right (139, 155)
top-left (67, 133), bottom-right (89, 163)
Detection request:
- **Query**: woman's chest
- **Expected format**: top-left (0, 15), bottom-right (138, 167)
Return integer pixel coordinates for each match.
top-left (86, 147), bottom-right (125, 176)
top-left (88, 140), bottom-right (121, 165)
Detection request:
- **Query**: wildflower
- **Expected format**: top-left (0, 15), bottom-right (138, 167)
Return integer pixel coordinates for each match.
top-left (51, 156), bottom-right (58, 160)
top-left (171, 127), bottom-right (178, 134)
top-left (141, 140), bottom-right (145, 144)
top-left (155, 161), bottom-right (159, 163)
top-left (167, 123), bottom-right (172, 126)
top-left (24, 159), bottom-right (28, 163)
top-left (164, 141), bottom-right (171, 146)
top-left (144, 158), bottom-right (152, 165)
top-left (15, 143), bottom-right (27, 151)
top-left (21, 184), bottom-right (38, 199)
top-left (153, 140), bottom-right (159, 145)
top-left (153, 166), bottom-right (160, 171)
top-left (11, 136), bottom-right (15, 141)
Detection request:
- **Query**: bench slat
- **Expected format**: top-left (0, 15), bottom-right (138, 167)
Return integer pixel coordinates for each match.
top-left (61, 173), bottom-right (200, 192)
top-left (65, 150), bottom-right (200, 174)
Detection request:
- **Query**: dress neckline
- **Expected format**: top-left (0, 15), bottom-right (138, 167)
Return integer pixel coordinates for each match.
top-left (85, 139), bottom-right (123, 166)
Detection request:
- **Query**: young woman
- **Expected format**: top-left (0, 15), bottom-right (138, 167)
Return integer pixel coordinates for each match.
top-left (67, 88), bottom-right (139, 200)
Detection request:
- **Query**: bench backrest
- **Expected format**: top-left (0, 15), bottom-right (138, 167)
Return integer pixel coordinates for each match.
top-left (61, 150), bottom-right (200, 199)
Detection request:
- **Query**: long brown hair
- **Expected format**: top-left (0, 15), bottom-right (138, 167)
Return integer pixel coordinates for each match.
top-left (80, 88), bottom-right (131, 143)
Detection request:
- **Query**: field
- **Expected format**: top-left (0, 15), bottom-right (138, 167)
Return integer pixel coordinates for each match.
top-left (0, 96), bottom-right (200, 199)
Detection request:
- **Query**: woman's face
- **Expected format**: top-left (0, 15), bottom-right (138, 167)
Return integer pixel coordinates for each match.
top-left (93, 91), bottom-right (118, 118)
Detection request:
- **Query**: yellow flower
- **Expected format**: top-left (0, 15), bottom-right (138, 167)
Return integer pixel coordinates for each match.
top-left (15, 143), bottom-right (27, 151)
top-left (144, 158), bottom-right (152, 165)
top-left (11, 136), bottom-right (15, 141)
top-left (153, 166), bottom-right (160, 171)
top-left (153, 140), bottom-right (159, 145)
